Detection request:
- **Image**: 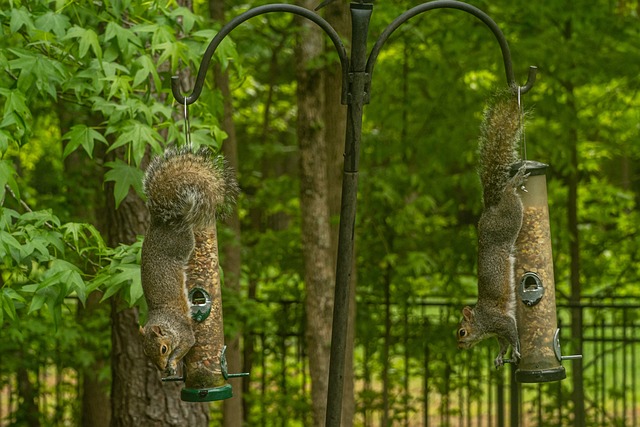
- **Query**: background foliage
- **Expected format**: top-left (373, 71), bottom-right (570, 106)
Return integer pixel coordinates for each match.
top-left (1, 0), bottom-right (639, 425)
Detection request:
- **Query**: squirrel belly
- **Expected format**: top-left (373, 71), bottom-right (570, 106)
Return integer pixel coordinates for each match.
top-left (457, 88), bottom-right (525, 368)
top-left (140, 147), bottom-right (238, 376)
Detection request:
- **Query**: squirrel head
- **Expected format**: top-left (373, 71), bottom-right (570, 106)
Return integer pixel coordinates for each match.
top-left (141, 324), bottom-right (175, 375)
top-left (457, 306), bottom-right (481, 349)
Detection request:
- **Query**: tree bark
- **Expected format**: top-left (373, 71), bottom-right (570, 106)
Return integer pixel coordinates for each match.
top-left (296, 2), bottom-right (334, 425)
top-left (16, 361), bottom-right (40, 427)
top-left (560, 18), bottom-right (585, 427)
top-left (79, 292), bottom-right (111, 427)
top-left (567, 88), bottom-right (585, 427)
top-left (59, 103), bottom-right (113, 427)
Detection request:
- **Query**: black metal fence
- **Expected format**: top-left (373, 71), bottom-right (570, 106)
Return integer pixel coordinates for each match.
top-left (244, 296), bottom-right (640, 427)
top-left (1, 297), bottom-right (638, 426)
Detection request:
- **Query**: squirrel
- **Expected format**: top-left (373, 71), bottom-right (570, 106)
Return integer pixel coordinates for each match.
top-left (140, 146), bottom-right (238, 376)
top-left (457, 87), bottom-right (527, 368)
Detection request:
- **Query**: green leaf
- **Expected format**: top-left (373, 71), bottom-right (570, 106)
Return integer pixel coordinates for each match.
top-left (122, 264), bottom-right (142, 305)
top-left (102, 74), bottom-right (132, 100)
top-left (20, 210), bottom-right (60, 228)
top-left (9, 49), bottom-right (67, 100)
top-left (0, 130), bottom-right (8, 154)
top-left (104, 21), bottom-right (141, 55)
top-left (170, 7), bottom-right (197, 33)
top-left (28, 293), bottom-right (47, 313)
top-left (0, 160), bottom-right (20, 201)
top-left (68, 270), bottom-right (87, 305)
top-left (132, 55), bottom-right (161, 89)
top-left (61, 222), bottom-right (107, 254)
top-left (215, 37), bottom-right (238, 71)
top-left (4, 287), bottom-right (26, 304)
top-left (9, 7), bottom-right (34, 34)
top-left (0, 208), bottom-right (19, 230)
top-left (103, 159), bottom-right (145, 208)
top-left (0, 88), bottom-right (31, 121)
top-left (2, 294), bottom-right (17, 321)
top-left (63, 26), bottom-right (102, 61)
top-left (107, 120), bottom-right (162, 165)
top-left (34, 11), bottom-right (70, 38)
top-left (62, 124), bottom-right (108, 158)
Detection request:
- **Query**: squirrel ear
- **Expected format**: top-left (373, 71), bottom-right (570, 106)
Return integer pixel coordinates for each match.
top-left (462, 306), bottom-right (473, 321)
top-left (150, 325), bottom-right (163, 337)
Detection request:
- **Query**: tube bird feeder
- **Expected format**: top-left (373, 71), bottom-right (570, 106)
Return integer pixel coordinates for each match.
top-left (172, 223), bottom-right (248, 401)
top-left (511, 160), bottom-right (578, 383)
top-left (179, 225), bottom-right (232, 401)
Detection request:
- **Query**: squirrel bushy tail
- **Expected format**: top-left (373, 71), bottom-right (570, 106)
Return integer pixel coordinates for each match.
top-left (140, 146), bottom-right (238, 376)
top-left (457, 87), bottom-right (526, 368)
top-left (478, 88), bottom-right (522, 208)
top-left (143, 146), bottom-right (238, 230)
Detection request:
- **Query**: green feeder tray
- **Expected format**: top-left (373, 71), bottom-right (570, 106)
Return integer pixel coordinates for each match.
top-left (181, 384), bottom-right (233, 402)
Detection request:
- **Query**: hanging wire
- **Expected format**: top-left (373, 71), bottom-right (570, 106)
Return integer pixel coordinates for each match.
top-left (518, 86), bottom-right (527, 161)
top-left (184, 97), bottom-right (192, 149)
top-left (517, 86), bottom-right (529, 192)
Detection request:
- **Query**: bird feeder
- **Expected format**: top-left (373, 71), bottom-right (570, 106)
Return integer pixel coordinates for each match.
top-left (512, 160), bottom-right (580, 383)
top-left (163, 224), bottom-right (248, 401)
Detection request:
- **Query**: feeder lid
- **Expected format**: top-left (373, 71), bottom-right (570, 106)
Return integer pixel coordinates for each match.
top-left (510, 160), bottom-right (549, 176)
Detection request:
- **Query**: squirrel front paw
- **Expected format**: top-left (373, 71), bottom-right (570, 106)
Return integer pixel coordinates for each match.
top-left (164, 359), bottom-right (179, 377)
top-left (510, 164), bottom-right (529, 188)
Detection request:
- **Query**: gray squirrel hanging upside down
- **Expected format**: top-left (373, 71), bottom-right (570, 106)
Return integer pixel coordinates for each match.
top-left (139, 146), bottom-right (238, 376)
top-left (457, 87), bottom-right (527, 368)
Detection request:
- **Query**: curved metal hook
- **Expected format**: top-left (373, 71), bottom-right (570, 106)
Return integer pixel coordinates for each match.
top-left (172, 4), bottom-right (350, 105)
top-left (365, 0), bottom-right (537, 94)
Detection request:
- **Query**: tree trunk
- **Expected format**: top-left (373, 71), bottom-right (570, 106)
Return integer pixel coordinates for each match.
top-left (59, 103), bottom-right (113, 427)
top-left (567, 88), bottom-right (585, 427)
top-left (321, 3), bottom-right (355, 425)
top-left (16, 361), bottom-right (40, 427)
top-left (210, 1), bottom-right (245, 422)
top-left (560, 17), bottom-right (585, 427)
top-left (106, 163), bottom-right (209, 426)
top-left (79, 292), bottom-right (111, 427)
top-left (296, 2), bottom-right (333, 425)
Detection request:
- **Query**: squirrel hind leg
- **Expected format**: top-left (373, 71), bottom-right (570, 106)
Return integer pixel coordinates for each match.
top-left (494, 336), bottom-right (510, 368)
top-left (509, 163), bottom-right (530, 190)
top-left (512, 339), bottom-right (521, 363)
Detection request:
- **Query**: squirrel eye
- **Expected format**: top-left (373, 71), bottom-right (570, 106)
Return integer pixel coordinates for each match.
top-left (458, 329), bottom-right (466, 338)
top-left (161, 344), bottom-right (168, 354)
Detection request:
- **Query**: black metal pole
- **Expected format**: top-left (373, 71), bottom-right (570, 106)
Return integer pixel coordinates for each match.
top-left (325, 3), bottom-right (372, 426)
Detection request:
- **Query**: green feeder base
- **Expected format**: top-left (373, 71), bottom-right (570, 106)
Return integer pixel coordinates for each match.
top-left (181, 384), bottom-right (233, 402)
top-left (516, 366), bottom-right (566, 383)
